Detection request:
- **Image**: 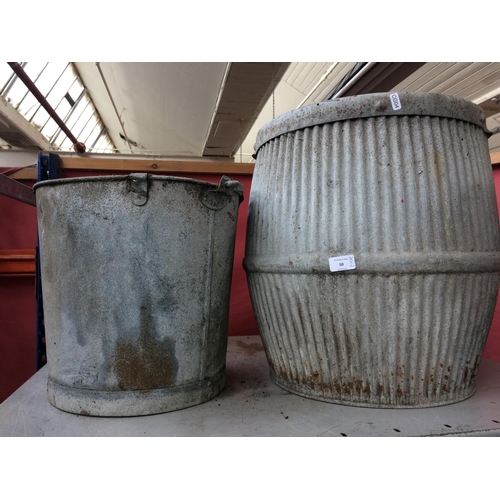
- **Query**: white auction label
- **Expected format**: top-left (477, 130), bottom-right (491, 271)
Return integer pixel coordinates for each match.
top-left (329, 254), bottom-right (356, 272)
top-left (389, 93), bottom-right (402, 110)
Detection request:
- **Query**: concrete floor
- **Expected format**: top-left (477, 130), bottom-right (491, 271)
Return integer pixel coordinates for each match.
top-left (1, 335), bottom-right (499, 436)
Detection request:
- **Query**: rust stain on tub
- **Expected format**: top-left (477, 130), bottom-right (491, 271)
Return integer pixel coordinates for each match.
top-left (112, 317), bottom-right (178, 391)
top-left (332, 378), bottom-right (341, 393)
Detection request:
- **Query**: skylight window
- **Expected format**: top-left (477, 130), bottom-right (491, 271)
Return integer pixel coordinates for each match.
top-left (0, 62), bottom-right (115, 152)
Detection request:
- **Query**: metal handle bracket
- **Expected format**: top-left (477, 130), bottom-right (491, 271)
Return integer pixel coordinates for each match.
top-left (200, 176), bottom-right (244, 211)
top-left (127, 173), bottom-right (150, 206)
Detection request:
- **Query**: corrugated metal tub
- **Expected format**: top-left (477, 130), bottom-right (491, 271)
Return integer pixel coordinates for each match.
top-left (244, 92), bottom-right (500, 408)
top-left (35, 174), bottom-right (243, 416)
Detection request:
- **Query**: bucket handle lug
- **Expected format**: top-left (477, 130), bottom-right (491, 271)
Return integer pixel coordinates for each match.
top-left (200, 175), bottom-right (244, 211)
top-left (127, 173), bottom-right (150, 206)
top-left (487, 125), bottom-right (500, 136)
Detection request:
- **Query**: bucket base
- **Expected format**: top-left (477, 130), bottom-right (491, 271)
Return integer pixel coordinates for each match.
top-left (270, 370), bottom-right (476, 409)
top-left (47, 371), bottom-right (225, 417)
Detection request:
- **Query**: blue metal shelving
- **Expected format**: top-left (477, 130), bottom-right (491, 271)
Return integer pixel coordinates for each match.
top-left (35, 152), bottom-right (59, 371)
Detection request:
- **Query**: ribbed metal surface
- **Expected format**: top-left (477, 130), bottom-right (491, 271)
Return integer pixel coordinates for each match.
top-left (245, 93), bottom-right (500, 408)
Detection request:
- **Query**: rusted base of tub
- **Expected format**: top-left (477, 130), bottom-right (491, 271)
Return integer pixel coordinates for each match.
top-left (269, 370), bottom-right (477, 409)
top-left (47, 371), bottom-right (225, 417)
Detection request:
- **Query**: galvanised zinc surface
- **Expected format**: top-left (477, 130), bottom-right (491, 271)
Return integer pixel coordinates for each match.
top-left (253, 91), bottom-right (489, 153)
top-left (35, 174), bottom-right (243, 416)
top-left (245, 92), bottom-right (500, 408)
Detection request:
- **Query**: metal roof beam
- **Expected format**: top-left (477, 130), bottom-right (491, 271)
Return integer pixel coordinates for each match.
top-left (337, 62), bottom-right (426, 97)
top-left (203, 62), bottom-right (290, 158)
top-left (0, 97), bottom-right (52, 150)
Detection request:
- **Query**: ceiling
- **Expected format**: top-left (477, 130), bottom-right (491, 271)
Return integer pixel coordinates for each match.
top-left (1, 61), bottom-right (500, 163)
top-left (75, 62), bottom-right (290, 159)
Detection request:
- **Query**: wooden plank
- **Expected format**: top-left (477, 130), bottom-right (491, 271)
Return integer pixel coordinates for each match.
top-left (3, 152), bottom-right (499, 180)
top-left (4, 165), bottom-right (37, 180)
top-left (491, 151), bottom-right (500, 167)
top-left (2, 159), bottom-right (256, 179)
top-left (61, 154), bottom-right (500, 172)
top-left (59, 157), bottom-right (255, 175)
top-left (0, 249), bottom-right (36, 276)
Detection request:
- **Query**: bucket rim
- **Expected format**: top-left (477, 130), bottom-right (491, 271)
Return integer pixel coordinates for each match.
top-left (33, 173), bottom-right (222, 192)
top-left (253, 91), bottom-right (488, 157)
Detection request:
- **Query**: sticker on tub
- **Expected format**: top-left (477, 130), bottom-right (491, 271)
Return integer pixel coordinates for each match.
top-left (329, 254), bottom-right (356, 272)
top-left (390, 93), bottom-right (402, 110)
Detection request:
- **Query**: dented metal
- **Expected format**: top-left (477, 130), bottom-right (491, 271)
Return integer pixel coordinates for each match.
top-left (245, 92), bottom-right (500, 408)
top-left (34, 173), bottom-right (243, 416)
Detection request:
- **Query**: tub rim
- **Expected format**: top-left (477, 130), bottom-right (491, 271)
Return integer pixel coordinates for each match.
top-left (253, 91), bottom-right (488, 157)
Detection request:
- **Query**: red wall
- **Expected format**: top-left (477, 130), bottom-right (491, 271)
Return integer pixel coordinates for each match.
top-left (0, 278), bottom-right (37, 402)
top-left (483, 166), bottom-right (500, 363)
top-left (0, 187), bottom-right (38, 403)
top-left (1, 166), bottom-right (500, 403)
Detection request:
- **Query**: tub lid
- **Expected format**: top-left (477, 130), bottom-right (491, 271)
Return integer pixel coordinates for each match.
top-left (254, 92), bottom-right (488, 156)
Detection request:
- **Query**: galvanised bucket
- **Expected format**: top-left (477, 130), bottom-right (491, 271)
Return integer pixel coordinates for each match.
top-left (244, 92), bottom-right (500, 408)
top-left (35, 174), bottom-right (243, 416)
